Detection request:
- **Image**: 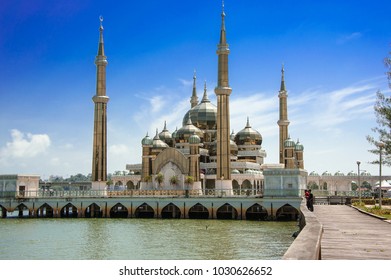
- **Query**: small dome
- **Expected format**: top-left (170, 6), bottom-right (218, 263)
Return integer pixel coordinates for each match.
top-left (189, 132), bottom-right (201, 144)
top-left (309, 171), bottom-right (319, 176)
top-left (295, 140), bottom-right (304, 151)
top-left (347, 171), bottom-right (358, 176)
top-left (171, 127), bottom-right (178, 139)
top-left (182, 83), bottom-right (217, 130)
top-left (230, 130), bottom-right (236, 141)
top-left (176, 117), bottom-right (203, 142)
top-left (361, 171), bottom-right (371, 176)
top-left (334, 171), bottom-right (345, 176)
top-left (231, 169), bottom-right (240, 174)
top-left (284, 137), bottom-right (295, 148)
top-left (159, 121), bottom-right (172, 144)
top-left (322, 171), bottom-right (332, 176)
top-left (234, 117), bottom-right (262, 145)
top-left (141, 133), bottom-right (153, 146)
top-left (230, 139), bottom-right (238, 155)
top-left (152, 129), bottom-right (169, 148)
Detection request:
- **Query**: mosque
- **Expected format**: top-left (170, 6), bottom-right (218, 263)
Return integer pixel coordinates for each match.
top-left (92, 4), bottom-right (307, 195)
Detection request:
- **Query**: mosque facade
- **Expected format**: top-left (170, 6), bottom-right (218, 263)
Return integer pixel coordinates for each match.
top-left (106, 5), bottom-right (306, 194)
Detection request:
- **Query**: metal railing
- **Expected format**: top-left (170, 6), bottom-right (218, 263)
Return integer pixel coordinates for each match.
top-left (0, 188), bottom-right (302, 199)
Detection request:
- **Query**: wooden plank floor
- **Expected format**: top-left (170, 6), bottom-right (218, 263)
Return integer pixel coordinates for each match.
top-left (314, 205), bottom-right (391, 260)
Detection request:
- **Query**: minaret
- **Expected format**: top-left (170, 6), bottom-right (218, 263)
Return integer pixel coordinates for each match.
top-left (91, 16), bottom-right (109, 189)
top-left (214, 2), bottom-right (232, 187)
top-left (277, 64), bottom-right (290, 166)
top-left (190, 70), bottom-right (198, 108)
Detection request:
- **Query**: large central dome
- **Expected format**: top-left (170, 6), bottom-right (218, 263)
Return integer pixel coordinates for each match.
top-left (182, 83), bottom-right (217, 130)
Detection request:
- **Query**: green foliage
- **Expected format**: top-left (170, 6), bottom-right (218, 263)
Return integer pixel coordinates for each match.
top-left (169, 175), bottom-right (178, 186)
top-left (184, 176), bottom-right (194, 185)
top-left (367, 50), bottom-right (391, 166)
top-left (154, 173), bottom-right (164, 187)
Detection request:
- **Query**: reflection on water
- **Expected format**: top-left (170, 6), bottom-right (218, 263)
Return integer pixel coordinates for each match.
top-left (0, 219), bottom-right (296, 260)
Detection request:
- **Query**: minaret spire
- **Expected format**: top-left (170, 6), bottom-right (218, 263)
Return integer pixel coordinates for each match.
top-left (190, 70), bottom-right (198, 108)
top-left (277, 64), bottom-right (290, 166)
top-left (92, 16), bottom-right (110, 187)
top-left (215, 1), bottom-right (232, 185)
top-left (280, 63), bottom-right (286, 92)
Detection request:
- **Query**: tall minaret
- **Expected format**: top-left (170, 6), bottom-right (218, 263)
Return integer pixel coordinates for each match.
top-left (190, 70), bottom-right (198, 108)
top-left (214, 2), bottom-right (232, 187)
top-left (277, 65), bottom-right (290, 166)
top-left (91, 16), bottom-right (109, 188)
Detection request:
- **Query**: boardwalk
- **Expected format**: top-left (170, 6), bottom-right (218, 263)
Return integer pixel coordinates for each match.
top-left (314, 205), bottom-right (391, 260)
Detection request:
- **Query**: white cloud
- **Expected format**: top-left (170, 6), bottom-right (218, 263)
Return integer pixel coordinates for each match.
top-left (337, 32), bottom-right (362, 44)
top-left (0, 129), bottom-right (51, 160)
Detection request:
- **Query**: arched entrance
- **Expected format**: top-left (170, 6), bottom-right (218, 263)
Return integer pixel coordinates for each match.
top-left (161, 203), bottom-right (181, 219)
top-left (85, 203), bottom-right (103, 218)
top-left (246, 203), bottom-right (268, 220)
top-left (276, 204), bottom-right (299, 221)
top-left (126, 181), bottom-right (136, 190)
top-left (134, 203), bottom-right (154, 218)
top-left (0, 205), bottom-right (6, 218)
top-left (13, 203), bottom-right (29, 218)
top-left (37, 203), bottom-right (54, 218)
top-left (110, 203), bottom-right (128, 218)
top-left (60, 203), bottom-right (78, 218)
top-left (188, 203), bottom-right (209, 219)
top-left (216, 203), bottom-right (238, 220)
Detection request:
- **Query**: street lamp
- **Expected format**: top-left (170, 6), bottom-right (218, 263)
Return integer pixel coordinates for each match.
top-left (377, 142), bottom-right (385, 208)
top-left (357, 161), bottom-right (361, 204)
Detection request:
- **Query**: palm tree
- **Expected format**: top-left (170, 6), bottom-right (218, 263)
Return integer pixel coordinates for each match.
top-left (184, 176), bottom-right (194, 189)
top-left (155, 173), bottom-right (164, 189)
top-left (169, 175), bottom-right (178, 188)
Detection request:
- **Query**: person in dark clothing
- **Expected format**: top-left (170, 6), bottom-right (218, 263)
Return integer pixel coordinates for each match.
top-left (308, 189), bottom-right (314, 211)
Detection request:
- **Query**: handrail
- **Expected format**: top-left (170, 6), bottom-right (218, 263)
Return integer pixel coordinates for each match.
top-left (282, 199), bottom-right (323, 260)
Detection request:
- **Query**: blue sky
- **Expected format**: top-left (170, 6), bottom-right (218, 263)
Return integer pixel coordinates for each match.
top-left (0, 0), bottom-right (390, 179)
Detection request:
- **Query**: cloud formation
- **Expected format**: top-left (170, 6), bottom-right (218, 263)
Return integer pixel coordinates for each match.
top-left (0, 129), bottom-right (51, 160)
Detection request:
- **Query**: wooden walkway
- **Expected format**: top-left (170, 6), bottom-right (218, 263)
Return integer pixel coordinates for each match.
top-left (314, 205), bottom-right (391, 260)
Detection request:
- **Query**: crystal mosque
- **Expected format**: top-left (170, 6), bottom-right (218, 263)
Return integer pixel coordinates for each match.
top-left (91, 4), bottom-right (307, 195)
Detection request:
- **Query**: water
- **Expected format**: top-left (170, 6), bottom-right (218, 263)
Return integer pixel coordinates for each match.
top-left (0, 219), bottom-right (296, 260)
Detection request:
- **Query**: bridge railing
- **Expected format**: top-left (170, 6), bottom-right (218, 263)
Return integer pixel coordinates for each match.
top-left (0, 188), bottom-right (301, 199)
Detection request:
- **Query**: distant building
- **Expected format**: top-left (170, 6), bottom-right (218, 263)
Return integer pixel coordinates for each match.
top-left (0, 174), bottom-right (40, 197)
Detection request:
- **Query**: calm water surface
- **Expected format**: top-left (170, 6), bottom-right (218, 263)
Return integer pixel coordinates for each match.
top-left (0, 219), bottom-right (296, 260)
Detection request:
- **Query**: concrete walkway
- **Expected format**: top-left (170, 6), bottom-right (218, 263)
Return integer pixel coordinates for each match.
top-left (314, 205), bottom-right (391, 260)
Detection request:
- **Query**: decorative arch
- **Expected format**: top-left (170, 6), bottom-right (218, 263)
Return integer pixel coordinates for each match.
top-left (110, 203), bottom-right (128, 218)
top-left (216, 203), bottom-right (238, 220)
top-left (85, 203), bottom-right (103, 218)
top-left (37, 203), bottom-right (54, 218)
top-left (242, 179), bottom-right (252, 189)
top-left (161, 203), bottom-right (181, 219)
top-left (232, 180), bottom-right (240, 190)
top-left (246, 203), bottom-right (268, 220)
top-left (0, 205), bottom-right (6, 218)
top-left (153, 148), bottom-right (189, 175)
top-left (60, 203), bottom-right (78, 218)
top-left (126, 181), bottom-right (136, 190)
top-left (134, 203), bottom-right (154, 218)
top-left (13, 203), bottom-right (29, 218)
top-left (276, 204), bottom-right (299, 221)
top-left (188, 203), bottom-right (209, 219)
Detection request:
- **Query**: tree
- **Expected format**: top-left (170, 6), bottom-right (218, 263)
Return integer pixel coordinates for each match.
top-left (184, 176), bottom-right (194, 189)
top-left (169, 175), bottom-right (178, 187)
top-left (154, 173), bottom-right (164, 189)
top-left (367, 50), bottom-right (391, 166)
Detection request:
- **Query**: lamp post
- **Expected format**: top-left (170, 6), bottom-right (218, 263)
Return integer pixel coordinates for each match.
top-left (378, 142), bottom-right (385, 208)
top-left (357, 161), bottom-right (361, 204)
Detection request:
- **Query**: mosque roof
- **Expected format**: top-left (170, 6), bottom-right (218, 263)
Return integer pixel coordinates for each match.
top-left (234, 117), bottom-right (262, 145)
top-left (182, 82), bottom-right (217, 130)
